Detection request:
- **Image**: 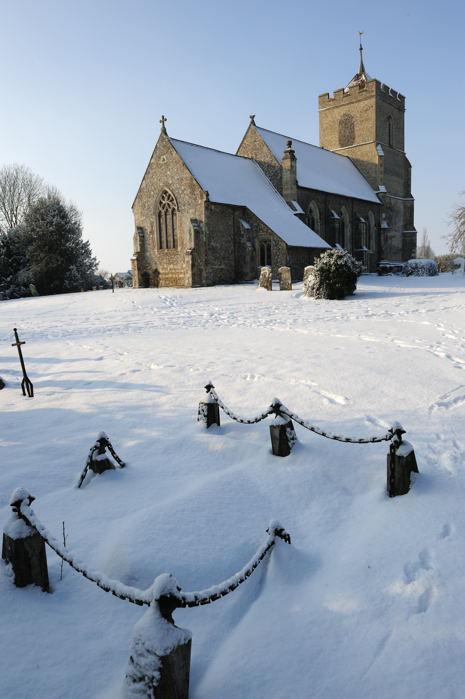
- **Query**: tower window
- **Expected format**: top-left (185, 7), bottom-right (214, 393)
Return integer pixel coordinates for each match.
top-left (157, 189), bottom-right (178, 250)
top-left (387, 116), bottom-right (393, 147)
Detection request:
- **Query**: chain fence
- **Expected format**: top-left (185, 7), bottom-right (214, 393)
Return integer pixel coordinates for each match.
top-left (16, 495), bottom-right (290, 609)
top-left (203, 383), bottom-right (398, 445)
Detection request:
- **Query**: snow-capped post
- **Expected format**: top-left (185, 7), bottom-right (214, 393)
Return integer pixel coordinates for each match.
top-left (76, 433), bottom-right (126, 488)
top-left (197, 381), bottom-right (220, 428)
top-left (2, 488), bottom-right (49, 591)
top-left (387, 423), bottom-right (419, 497)
top-left (258, 266), bottom-right (272, 291)
top-left (278, 266), bottom-right (292, 291)
top-left (269, 399), bottom-right (297, 457)
top-left (125, 574), bottom-right (192, 699)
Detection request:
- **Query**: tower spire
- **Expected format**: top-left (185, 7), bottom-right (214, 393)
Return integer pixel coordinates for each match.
top-left (358, 31), bottom-right (366, 74)
top-left (345, 31), bottom-right (370, 91)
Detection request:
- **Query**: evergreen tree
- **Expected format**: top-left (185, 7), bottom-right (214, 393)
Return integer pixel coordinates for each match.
top-left (304, 249), bottom-right (360, 300)
top-left (0, 226), bottom-right (32, 298)
top-left (24, 194), bottom-right (98, 295)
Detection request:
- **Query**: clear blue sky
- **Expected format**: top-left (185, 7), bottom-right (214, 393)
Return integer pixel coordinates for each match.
top-left (1, 0), bottom-right (464, 270)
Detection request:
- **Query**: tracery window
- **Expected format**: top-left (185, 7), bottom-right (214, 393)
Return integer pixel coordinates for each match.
top-left (259, 241), bottom-right (272, 267)
top-left (157, 189), bottom-right (178, 249)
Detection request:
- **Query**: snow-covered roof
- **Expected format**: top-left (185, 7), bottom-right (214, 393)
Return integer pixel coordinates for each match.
top-left (171, 138), bottom-right (329, 249)
top-left (255, 126), bottom-right (380, 204)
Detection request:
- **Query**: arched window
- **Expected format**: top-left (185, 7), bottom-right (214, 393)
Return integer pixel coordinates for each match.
top-left (259, 241), bottom-right (272, 267)
top-left (307, 201), bottom-right (320, 233)
top-left (387, 116), bottom-right (393, 147)
top-left (367, 211), bottom-right (376, 253)
top-left (340, 207), bottom-right (351, 251)
top-left (157, 189), bottom-right (178, 250)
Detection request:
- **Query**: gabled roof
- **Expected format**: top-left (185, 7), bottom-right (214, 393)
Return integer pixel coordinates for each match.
top-left (255, 126), bottom-right (380, 204)
top-left (170, 138), bottom-right (329, 249)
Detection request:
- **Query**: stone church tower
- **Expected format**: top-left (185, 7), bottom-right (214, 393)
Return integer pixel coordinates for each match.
top-left (318, 40), bottom-right (416, 261)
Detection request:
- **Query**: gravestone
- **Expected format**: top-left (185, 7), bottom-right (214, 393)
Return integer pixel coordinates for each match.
top-left (303, 265), bottom-right (315, 297)
top-left (303, 265), bottom-right (314, 283)
top-left (258, 266), bottom-right (272, 291)
top-left (278, 267), bottom-right (292, 291)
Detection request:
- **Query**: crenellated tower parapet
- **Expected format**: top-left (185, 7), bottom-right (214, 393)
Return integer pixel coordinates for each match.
top-left (318, 38), bottom-right (416, 261)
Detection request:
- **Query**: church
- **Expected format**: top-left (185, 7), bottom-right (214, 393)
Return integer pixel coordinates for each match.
top-left (131, 45), bottom-right (416, 288)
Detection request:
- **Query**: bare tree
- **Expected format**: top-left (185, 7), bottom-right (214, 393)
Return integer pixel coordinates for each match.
top-left (0, 164), bottom-right (45, 232)
top-left (417, 227), bottom-right (434, 259)
top-left (447, 193), bottom-right (465, 254)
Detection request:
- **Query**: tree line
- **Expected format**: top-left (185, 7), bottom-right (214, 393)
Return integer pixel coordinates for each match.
top-left (0, 164), bottom-right (98, 299)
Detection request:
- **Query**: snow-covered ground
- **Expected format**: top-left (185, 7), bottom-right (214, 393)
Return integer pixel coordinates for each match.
top-left (1, 274), bottom-right (465, 698)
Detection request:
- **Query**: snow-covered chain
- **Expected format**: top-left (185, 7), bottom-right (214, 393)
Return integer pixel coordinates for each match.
top-left (207, 383), bottom-right (396, 444)
top-left (178, 522), bottom-right (291, 607)
top-left (16, 496), bottom-right (290, 609)
top-left (19, 499), bottom-right (152, 605)
top-left (210, 387), bottom-right (274, 424)
top-left (279, 406), bottom-right (394, 444)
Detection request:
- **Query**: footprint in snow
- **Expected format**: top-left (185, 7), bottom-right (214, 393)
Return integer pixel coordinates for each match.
top-left (429, 385), bottom-right (465, 413)
top-left (439, 523), bottom-right (453, 540)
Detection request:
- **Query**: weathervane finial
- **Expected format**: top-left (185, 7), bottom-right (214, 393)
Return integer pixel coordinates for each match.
top-left (160, 115), bottom-right (167, 134)
top-left (357, 31), bottom-right (366, 76)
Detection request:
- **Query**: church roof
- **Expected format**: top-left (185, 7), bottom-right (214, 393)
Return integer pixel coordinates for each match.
top-left (255, 126), bottom-right (380, 204)
top-left (170, 138), bottom-right (330, 249)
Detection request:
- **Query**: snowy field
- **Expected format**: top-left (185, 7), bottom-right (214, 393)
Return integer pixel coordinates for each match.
top-left (2, 274), bottom-right (465, 698)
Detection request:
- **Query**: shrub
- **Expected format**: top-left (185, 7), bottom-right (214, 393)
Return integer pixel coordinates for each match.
top-left (304, 249), bottom-right (359, 299)
top-left (403, 259), bottom-right (438, 277)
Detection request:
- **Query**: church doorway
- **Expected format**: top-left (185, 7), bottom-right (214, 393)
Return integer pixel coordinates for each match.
top-left (141, 272), bottom-right (150, 288)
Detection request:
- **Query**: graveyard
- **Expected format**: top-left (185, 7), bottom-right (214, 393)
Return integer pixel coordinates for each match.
top-left (2, 272), bottom-right (465, 697)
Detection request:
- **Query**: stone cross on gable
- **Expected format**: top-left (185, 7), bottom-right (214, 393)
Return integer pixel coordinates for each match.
top-left (160, 115), bottom-right (167, 133)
